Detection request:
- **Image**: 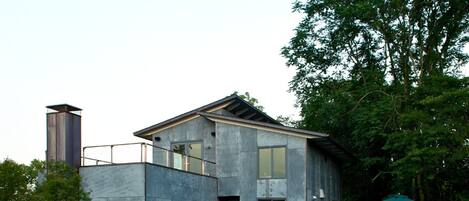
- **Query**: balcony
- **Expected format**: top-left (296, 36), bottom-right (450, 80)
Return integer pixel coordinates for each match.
top-left (81, 142), bottom-right (216, 177)
top-left (80, 142), bottom-right (218, 201)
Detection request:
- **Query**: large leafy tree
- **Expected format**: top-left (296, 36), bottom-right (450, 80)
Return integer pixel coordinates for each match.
top-left (0, 159), bottom-right (33, 201)
top-left (0, 159), bottom-right (90, 201)
top-left (282, 0), bottom-right (469, 200)
top-left (32, 160), bottom-right (91, 201)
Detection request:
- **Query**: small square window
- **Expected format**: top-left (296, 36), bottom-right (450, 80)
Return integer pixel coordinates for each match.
top-left (258, 147), bottom-right (286, 179)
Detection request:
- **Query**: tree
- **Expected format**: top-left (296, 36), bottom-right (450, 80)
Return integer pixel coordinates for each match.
top-left (33, 160), bottom-right (91, 201)
top-left (283, 0), bottom-right (469, 98)
top-left (282, 0), bottom-right (469, 200)
top-left (233, 91), bottom-right (265, 111)
top-left (0, 159), bottom-right (32, 201)
top-left (0, 159), bottom-right (91, 201)
top-left (384, 76), bottom-right (469, 201)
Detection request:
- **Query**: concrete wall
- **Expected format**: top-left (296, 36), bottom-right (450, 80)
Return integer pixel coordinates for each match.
top-left (216, 122), bottom-right (308, 201)
top-left (146, 163), bottom-right (217, 201)
top-left (306, 141), bottom-right (341, 201)
top-left (81, 164), bottom-right (146, 201)
top-left (143, 112), bottom-right (342, 201)
top-left (80, 163), bottom-right (218, 201)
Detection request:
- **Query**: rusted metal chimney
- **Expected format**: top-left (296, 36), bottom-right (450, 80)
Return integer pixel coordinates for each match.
top-left (46, 104), bottom-right (82, 169)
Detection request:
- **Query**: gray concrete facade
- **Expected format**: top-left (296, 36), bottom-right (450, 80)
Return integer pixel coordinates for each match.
top-left (151, 116), bottom-right (217, 176)
top-left (148, 114), bottom-right (341, 201)
top-left (81, 109), bottom-right (343, 201)
top-left (81, 164), bottom-right (146, 201)
top-left (215, 122), bottom-right (308, 201)
top-left (306, 141), bottom-right (341, 201)
top-left (80, 163), bottom-right (217, 201)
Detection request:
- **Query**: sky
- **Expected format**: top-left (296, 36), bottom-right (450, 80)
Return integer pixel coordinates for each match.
top-left (0, 1), bottom-right (468, 165)
top-left (0, 0), bottom-right (302, 164)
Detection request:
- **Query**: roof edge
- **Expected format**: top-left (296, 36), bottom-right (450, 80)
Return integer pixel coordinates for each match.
top-left (134, 94), bottom-right (239, 137)
top-left (310, 137), bottom-right (357, 162)
top-left (197, 112), bottom-right (328, 138)
top-left (233, 95), bottom-right (281, 125)
top-left (134, 94), bottom-right (282, 138)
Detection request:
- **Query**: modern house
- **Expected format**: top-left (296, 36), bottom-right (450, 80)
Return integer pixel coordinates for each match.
top-left (46, 94), bottom-right (353, 201)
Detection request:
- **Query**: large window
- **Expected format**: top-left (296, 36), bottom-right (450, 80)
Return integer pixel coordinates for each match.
top-left (171, 142), bottom-right (203, 174)
top-left (258, 147), bottom-right (286, 179)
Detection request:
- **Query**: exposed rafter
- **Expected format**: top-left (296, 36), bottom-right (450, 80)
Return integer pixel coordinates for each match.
top-left (234, 108), bottom-right (250, 116)
top-left (243, 112), bottom-right (257, 120)
top-left (254, 117), bottom-right (265, 121)
top-left (226, 102), bottom-right (241, 111)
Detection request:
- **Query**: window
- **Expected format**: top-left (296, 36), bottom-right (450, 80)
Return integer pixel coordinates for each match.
top-left (171, 142), bottom-right (203, 174)
top-left (258, 147), bottom-right (286, 179)
top-left (258, 199), bottom-right (285, 201)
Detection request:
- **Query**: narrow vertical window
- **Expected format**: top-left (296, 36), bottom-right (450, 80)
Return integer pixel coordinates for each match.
top-left (259, 148), bottom-right (272, 178)
top-left (273, 147), bottom-right (286, 178)
top-left (172, 144), bottom-right (185, 170)
top-left (188, 143), bottom-right (202, 174)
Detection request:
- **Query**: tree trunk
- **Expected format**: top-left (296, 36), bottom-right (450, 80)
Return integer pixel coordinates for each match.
top-left (417, 174), bottom-right (425, 201)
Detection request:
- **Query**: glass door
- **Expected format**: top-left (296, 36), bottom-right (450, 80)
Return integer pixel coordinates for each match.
top-left (171, 144), bottom-right (185, 170)
top-left (171, 142), bottom-right (203, 174)
top-left (187, 143), bottom-right (202, 173)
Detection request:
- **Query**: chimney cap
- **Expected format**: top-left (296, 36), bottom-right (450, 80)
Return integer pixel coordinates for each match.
top-left (46, 104), bottom-right (82, 112)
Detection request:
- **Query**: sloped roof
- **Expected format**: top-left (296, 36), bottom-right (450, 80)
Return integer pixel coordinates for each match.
top-left (133, 94), bottom-right (355, 162)
top-left (134, 94), bottom-right (280, 138)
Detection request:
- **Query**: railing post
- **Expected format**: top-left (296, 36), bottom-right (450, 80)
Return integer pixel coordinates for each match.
top-left (82, 147), bottom-right (86, 166)
top-left (202, 161), bottom-right (205, 175)
top-left (144, 143), bottom-right (147, 163)
top-left (166, 150), bottom-right (170, 167)
top-left (140, 143), bottom-right (143, 163)
top-left (110, 145), bottom-right (114, 164)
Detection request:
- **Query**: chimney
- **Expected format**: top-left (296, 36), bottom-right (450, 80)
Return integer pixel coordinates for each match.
top-left (46, 104), bottom-right (82, 169)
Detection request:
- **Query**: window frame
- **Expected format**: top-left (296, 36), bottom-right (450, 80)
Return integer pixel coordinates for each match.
top-left (170, 140), bottom-right (204, 173)
top-left (257, 146), bottom-right (287, 179)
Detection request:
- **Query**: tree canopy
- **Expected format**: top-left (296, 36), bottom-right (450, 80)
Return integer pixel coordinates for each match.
top-left (282, 0), bottom-right (469, 200)
top-left (0, 159), bottom-right (90, 201)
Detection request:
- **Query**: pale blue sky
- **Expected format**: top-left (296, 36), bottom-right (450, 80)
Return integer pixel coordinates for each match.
top-left (0, 0), bottom-right (302, 164)
top-left (0, 1), bottom-right (467, 164)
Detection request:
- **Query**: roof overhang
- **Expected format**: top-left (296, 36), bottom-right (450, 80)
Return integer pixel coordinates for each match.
top-left (134, 94), bottom-right (281, 139)
top-left (46, 104), bottom-right (82, 112)
top-left (198, 112), bottom-right (326, 139)
top-left (132, 94), bottom-right (355, 162)
top-left (309, 137), bottom-right (356, 162)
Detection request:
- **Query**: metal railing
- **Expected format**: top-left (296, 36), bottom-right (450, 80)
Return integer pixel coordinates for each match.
top-left (81, 142), bottom-right (216, 176)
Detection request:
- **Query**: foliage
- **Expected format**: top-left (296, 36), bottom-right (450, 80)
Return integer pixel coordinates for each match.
top-left (233, 91), bottom-right (265, 111)
top-left (0, 159), bottom-right (32, 201)
top-left (385, 76), bottom-right (469, 201)
top-left (33, 161), bottom-right (91, 201)
top-left (276, 115), bottom-right (300, 127)
top-left (0, 159), bottom-right (91, 201)
top-left (282, 0), bottom-right (469, 200)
